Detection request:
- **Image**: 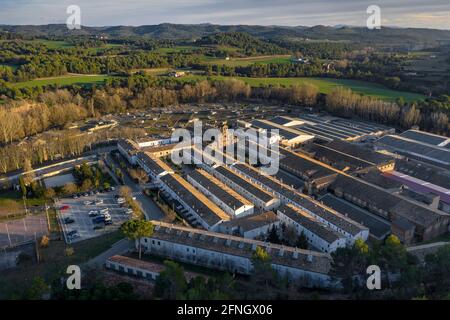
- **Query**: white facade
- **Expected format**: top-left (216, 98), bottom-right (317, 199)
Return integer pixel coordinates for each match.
top-left (137, 137), bottom-right (176, 148)
top-left (277, 209), bottom-right (347, 253)
top-left (118, 140), bottom-right (139, 165)
top-left (141, 234), bottom-right (332, 288)
top-left (105, 259), bottom-right (160, 281)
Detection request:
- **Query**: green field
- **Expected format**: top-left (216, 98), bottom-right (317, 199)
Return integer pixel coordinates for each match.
top-left (201, 55), bottom-right (292, 66)
top-left (30, 40), bottom-right (74, 49)
top-left (170, 75), bottom-right (426, 102)
top-left (0, 62), bottom-right (19, 71)
top-left (154, 45), bottom-right (199, 54)
top-left (12, 74), bottom-right (112, 89)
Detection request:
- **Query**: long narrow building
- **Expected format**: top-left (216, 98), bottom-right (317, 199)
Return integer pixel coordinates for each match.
top-left (159, 173), bottom-right (230, 231)
top-left (212, 165), bottom-right (280, 210)
top-left (277, 204), bottom-right (347, 253)
top-left (141, 221), bottom-right (334, 288)
top-left (187, 169), bottom-right (254, 217)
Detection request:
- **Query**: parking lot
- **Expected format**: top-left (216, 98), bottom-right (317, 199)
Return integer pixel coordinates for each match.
top-left (57, 190), bottom-right (131, 244)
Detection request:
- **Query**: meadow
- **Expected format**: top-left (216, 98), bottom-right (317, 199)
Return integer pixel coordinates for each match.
top-left (171, 74), bottom-right (426, 102)
top-left (11, 74), bottom-right (112, 89)
top-left (200, 54), bottom-right (292, 67)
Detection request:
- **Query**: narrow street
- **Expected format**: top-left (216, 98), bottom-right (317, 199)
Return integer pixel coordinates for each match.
top-left (104, 153), bottom-right (165, 221)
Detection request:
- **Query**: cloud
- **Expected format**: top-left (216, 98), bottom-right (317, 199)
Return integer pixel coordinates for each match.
top-left (0, 0), bottom-right (448, 29)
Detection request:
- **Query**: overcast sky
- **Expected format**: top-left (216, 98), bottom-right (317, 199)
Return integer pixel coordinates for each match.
top-left (1, 0), bottom-right (449, 29)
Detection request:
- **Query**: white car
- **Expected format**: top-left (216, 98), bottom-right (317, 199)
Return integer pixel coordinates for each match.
top-left (83, 200), bottom-right (92, 205)
top-left (95, 199), bottom-right (104, 205)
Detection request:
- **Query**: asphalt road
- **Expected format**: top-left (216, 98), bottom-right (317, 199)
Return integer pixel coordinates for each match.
top-left (105, 154), bottom-right (165, 221)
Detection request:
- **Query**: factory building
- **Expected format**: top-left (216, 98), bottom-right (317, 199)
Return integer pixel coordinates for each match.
top-left (141, 221), bottom-right (334, 288)
top-left (187, 169), bottom-right (254, 217)
top-left (159, 173), bottom-right (230, 231)
top-left (229, 163), bottom-right (369, 244)
top-left (277, 204), bottom-right (347, 253)
top-left (217, 211), bottom-right (279, 239)
top-left (211, 165), bottom-right (280, 210)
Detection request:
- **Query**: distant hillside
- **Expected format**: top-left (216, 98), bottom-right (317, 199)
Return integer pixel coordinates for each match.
top-left (197, 32), bottom-right (287, 55)
top-left (1, 23), bottom-right (450, 46)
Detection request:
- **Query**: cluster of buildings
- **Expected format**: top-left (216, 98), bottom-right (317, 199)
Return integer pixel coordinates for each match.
top-left (114, 116), bottom-right (449, 284)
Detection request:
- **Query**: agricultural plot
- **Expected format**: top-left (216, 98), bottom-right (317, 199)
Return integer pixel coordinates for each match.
top-left (168, 74), bottom-right (425, 102)
top-left (200, 54), bottom-right (292, 66)
top-left (11, 74), bottom-right (113, 89)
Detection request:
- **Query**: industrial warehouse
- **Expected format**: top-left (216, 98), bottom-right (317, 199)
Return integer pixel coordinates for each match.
top-left (113, 113), bottom-right (450, 281)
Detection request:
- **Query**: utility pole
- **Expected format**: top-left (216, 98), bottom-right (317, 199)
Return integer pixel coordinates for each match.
top-left (45, 202), bottom-right (51, 232)
top-left (5, 223), bottom-right (12, 247)
top-left (23, 196), bottom-right (28, 215)
top-left (34, 232), bottom-right (40, 263)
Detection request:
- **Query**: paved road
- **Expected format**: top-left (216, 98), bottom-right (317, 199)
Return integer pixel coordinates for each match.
top-left (105, 154), bottom-right (165, 221)
top-left (84, 238), bottom-right (133, 268)
top-left (0, 146), bottom-right (117, 184)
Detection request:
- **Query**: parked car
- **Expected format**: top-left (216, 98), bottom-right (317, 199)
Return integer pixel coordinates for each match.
top-left (60, 205), bottom-right (70, 211)
top-left (64, 217), bottom-right (75, 224)
top-left (95, 199), bottom-right (104, 205)
top-left (67, 230), bottom-right (78, 237)
top-left (83, 201), bottom-right (92, 205)
top-left (88, 210), bottom-right (98, 217)
top-left (92, 216), bottom-right (105, 224)
top-left (104, 220), bottom-right (113, 226)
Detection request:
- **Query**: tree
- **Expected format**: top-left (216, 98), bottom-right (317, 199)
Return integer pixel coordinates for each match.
top-left (22, 158), bottom-right (35, 186)
top-left (40, 235), bottom-right (50, 248)
top-left (267, 225), bottom-right (280, 244)
top-left (25, 277), bottom-right (50, 300)
top-left (129, 168), bottom-right (149, 184)
top-left (296, 231), bottom-right (309, 249)
top-left (422, 245), bottom-right (450, 299)
top-left (120, 219), bottom-right (154, 259)
top-left (19, 176), bottom-right (27, 198)
top-left (250, 246), bottom-right (278, 298)
top-left (62, 182), bottom-right (78, 195)
top-left (155, 260), bottom-right (187, 299)
top-left (331, 241), bottom-right (370, 294)
top-left (119, 186), bottom-right (133, 199)
top-left (44, 188), bottom-right (56, 200)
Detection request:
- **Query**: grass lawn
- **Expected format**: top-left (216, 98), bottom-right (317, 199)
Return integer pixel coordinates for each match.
top-left (0, 231), bottom-right (123, 299)
top-left (168, 74), bottom-right (425, 102)
top-left (0, 190), bottom-right (46, 207)
top-left (11, 74), bottom-right (112, 89)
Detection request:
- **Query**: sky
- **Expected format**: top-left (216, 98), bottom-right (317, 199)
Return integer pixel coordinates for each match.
top-left (1, 0), bottom-right (449, 29)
